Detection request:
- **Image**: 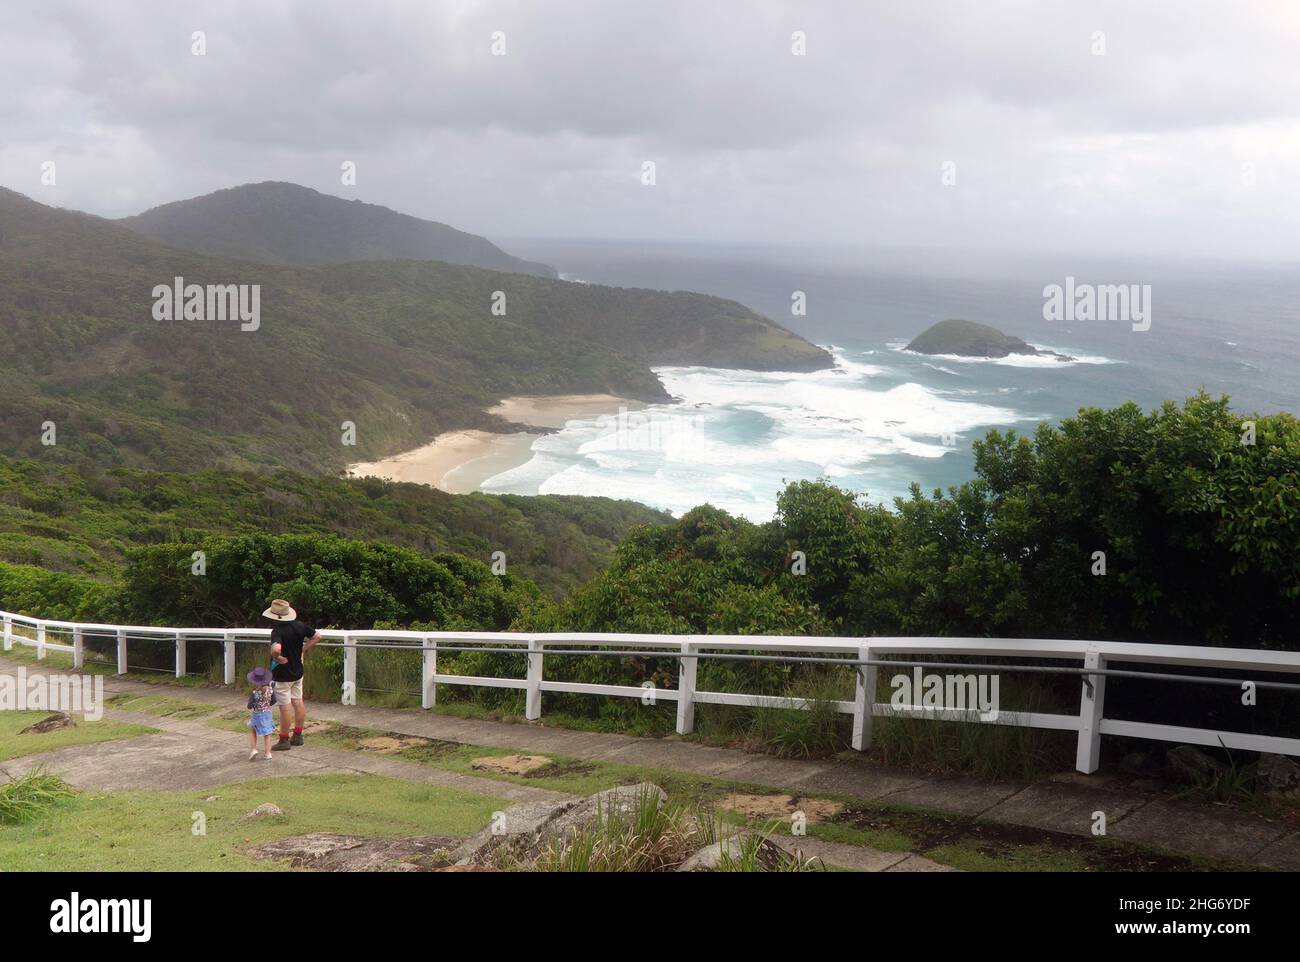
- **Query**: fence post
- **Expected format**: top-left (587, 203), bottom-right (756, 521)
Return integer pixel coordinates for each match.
top-left (36, 622), bottom-right (46, 660)
top-left (852, 644), bottom-right (878, 751)
top-left (2, 615), bottom-right (11, 651)
top-left (421, 636), bottom-right (437, 710)
top-left (342, 634), bottom-right (356, 705)
top-left (1075, 648), bottom-right (1107, 774)
top-left (116, 629), bottom-right (127, 675)
top-left (525, 637), bottom-right (543, 721)
top-left (73, 627), bottom-right (85, 670)
top-left (175, 633), bottom-right (187, 678)
top-left (675, 639), bottom-right (697, 735)
top-left (223, 635), bottom-right (236, 686)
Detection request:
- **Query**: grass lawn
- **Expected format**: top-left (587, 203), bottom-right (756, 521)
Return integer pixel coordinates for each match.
top-left (0, 710), bottom-right (157, 761)
top-left (22, 683), bottom-right (1271, 873)
top-left (0, 773), bottom-right (512, 871)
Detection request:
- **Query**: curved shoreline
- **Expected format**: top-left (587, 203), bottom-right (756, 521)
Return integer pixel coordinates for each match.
top-left (346, 394), bottom-right (644, 493)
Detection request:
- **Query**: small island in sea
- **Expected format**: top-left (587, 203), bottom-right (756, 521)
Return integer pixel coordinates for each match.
top-left (905, 318), bottom-right (1074, 361)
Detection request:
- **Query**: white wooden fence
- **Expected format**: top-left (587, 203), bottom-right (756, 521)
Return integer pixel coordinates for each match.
top-left (3, 608), bottom-right (1299, 774)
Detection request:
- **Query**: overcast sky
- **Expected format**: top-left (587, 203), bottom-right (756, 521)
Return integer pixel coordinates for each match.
top-left (3, 0), bottom-right (1298, 260)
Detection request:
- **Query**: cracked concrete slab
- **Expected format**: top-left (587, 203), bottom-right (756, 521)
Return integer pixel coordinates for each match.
top-left (1107, 798), bottom-right (1289, 863)
top-left (980, 781), bottom-right (1150, 837)
top-left (795, 764), bottom-right (929, 800)
top-left (878, 778), bottom-right (1025, 816)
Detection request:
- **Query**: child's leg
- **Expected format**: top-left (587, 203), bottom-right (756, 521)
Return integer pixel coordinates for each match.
top-left (248, 726), bottom-right (257, 750)
top-left (262, 733), bottom-right (272, 755)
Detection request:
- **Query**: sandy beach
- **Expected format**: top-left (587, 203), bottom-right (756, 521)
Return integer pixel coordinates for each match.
top-left (347, 394), bottom-right (643, 494)
top-left (488, 393), bottom-right (645, 429)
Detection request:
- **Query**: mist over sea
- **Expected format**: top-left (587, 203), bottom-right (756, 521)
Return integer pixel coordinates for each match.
top-left (482, 241), bottom-right (1300, 519)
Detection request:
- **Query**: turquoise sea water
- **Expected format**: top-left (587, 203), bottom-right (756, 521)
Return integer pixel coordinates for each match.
top-left (480, 241), bottom-right (1300, 519)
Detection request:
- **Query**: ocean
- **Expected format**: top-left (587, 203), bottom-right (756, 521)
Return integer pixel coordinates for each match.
top-left (479, 240), bottom-right (1300, 520)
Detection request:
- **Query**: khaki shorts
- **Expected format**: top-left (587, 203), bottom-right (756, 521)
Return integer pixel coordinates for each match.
top-left (274, 677), bottom-right (304, 705)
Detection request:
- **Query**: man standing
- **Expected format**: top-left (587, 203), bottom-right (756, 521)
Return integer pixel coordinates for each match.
top-left (262, 599), bottom-right (322, 751)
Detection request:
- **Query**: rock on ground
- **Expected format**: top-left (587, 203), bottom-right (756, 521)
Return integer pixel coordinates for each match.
top-left (678, 833), bottom-right (793, 872)
top-left (251, 833), bottom-right (462, 871)
top-left (1166, 745), bottom-right (1228, 785)
top-left (19, 712), bottom-right (74, 734)
top-left (1254, 754), bottom-right (1300, 792)
top-left (450, 781), bottom-right (666, 867)
top-left (240, 802), bottom-right (284, 821)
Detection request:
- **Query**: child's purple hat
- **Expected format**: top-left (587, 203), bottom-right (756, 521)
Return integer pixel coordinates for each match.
top-left (247, 666), bottom-right (273, 686)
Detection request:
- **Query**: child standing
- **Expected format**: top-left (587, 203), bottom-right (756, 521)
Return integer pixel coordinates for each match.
top-left (246, 666), bottom-right (277, 760)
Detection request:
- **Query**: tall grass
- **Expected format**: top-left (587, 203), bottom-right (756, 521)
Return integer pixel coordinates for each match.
top-left (0, 768), bottom-right (76, 824)
top-left (533, 787), bottom-right (821, 872)
top-left (534, 785), bottom-right (711, 872)
top-left (869, 669), bottom-right (1074, 779)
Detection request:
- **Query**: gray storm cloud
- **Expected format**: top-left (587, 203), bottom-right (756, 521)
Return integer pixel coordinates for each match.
top-left (1, 0), bottom-right (1297, 258)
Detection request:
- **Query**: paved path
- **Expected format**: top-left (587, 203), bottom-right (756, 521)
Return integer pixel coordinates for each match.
top-left (2, 708), bottom-right (572, 806)
top-left (3, 656), bottom-right (1297, 869)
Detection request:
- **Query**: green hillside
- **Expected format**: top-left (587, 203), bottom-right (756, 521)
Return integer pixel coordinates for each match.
top-left (0, 455), bottom-right (669, 598)
top-left (0, 187), bottom-right (831, 474)
top-left (118, 182), bottom-right (559, 278)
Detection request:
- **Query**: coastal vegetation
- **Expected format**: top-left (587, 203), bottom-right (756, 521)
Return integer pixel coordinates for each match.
top-left (2, 392), bottom-right (1295, 771)
top-left (0, 186), bottom-right (829, 475)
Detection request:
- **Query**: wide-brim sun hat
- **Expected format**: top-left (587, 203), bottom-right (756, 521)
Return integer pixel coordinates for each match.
top-left (247, 666), bottom-right (274, 686)
top-left (262, 599), bottom-right (297, 621)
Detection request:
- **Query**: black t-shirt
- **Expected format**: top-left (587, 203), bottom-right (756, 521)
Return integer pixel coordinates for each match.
top-left (271, 620), bottom-right (316, 682)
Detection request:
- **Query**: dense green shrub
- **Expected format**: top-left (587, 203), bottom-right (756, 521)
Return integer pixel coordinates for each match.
top-left (120, 533), bottom-right (545, 630)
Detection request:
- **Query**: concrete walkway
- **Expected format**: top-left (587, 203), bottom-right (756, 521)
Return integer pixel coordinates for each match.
top-left (3, 656), bottom-right (1297, 869)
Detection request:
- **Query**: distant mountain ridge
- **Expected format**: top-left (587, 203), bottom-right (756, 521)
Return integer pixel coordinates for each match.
top-left (0, 186), bottom-right (832, 474)
top-left (118, 181), bottom-right (558, 278)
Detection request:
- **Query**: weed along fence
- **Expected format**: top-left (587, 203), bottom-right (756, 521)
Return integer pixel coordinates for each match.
top-left (4, 608), bottom-right (1300, 774)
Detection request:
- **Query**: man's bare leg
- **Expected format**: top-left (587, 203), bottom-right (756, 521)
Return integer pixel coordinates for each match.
top-left (290, 699), bottom-right (306, 745)
top-left (272, 702), bottom-right (293, 749)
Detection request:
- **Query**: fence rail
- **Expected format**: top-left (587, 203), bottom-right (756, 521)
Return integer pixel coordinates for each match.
top-left (3, 608), bottom-right (1298, 774)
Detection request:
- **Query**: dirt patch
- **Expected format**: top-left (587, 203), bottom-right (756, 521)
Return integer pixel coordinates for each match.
top-left (359, 734), bottom-right (438, 755)
top-left (471, 754), bottom-right (552, 775)
top-left (721, 792), bottom-right (844, 823)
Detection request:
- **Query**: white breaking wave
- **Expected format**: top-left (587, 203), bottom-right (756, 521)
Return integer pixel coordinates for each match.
top-left (478, 347), bottom-right (1045, 520)
top-left (895, 344), bottom-right (1120, 367)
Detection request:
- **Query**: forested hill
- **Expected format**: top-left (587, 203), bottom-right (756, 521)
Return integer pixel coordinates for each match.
top-left (0, 187), bottom-right (831, 474)
top-left (0, 454), bottom-right (670, 598)
top-left (118, 182), bottom-right (559, 278)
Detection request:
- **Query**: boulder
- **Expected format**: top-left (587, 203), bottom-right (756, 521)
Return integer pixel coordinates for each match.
top-left (19, 712), bottom-right (74, 734)
top-left (451, 781), bottom-right (667, 867)
top-left (538, 782), bottom-right (667, 847)
top-left (449, 797), bottom-right (578, 867)
top-left (678, 833), bottom-right (793, 872)
top-left (1165, 745), bottom-right (1228, 786)
top-left (1254, 754), bottom-right (1300, 792)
